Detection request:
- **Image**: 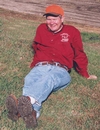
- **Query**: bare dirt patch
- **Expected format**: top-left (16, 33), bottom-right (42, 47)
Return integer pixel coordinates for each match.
top-left (0, 0), bottom-right (100, 33)
top-left (0, 7), bottom-right (100, 34)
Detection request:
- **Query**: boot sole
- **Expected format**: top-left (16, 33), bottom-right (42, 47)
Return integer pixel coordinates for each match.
top-left (18, 96), bottom-right (37, 128)
top-left (6, 94), bottom-right (18, 121)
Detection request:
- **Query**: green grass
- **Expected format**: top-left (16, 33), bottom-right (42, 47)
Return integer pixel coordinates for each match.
top-left (0, 11), bottom-right (100, 130)
top-left (81, 32), bottom-right (100, 43)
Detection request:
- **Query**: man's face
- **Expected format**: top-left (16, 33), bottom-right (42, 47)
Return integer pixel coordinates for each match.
top-left (46, 15), bottom-right (64, 32)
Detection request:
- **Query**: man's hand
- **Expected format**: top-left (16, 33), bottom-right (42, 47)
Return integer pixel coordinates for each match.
top-left (87, 75), bottom-right (97, 80)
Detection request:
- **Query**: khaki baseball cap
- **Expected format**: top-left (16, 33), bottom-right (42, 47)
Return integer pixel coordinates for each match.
top-left (43, 4), bottom-right (64, 16)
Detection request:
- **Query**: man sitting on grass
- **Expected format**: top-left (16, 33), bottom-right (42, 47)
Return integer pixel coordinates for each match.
top-left (6, 4), bottom-right (97, 129)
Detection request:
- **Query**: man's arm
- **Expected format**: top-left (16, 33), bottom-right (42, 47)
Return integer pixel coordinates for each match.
top-left (72, 28), bottom-right (97, 80)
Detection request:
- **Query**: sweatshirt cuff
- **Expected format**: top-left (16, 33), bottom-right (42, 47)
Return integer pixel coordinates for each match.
top-left (79, 71), bottom-right (89, 78)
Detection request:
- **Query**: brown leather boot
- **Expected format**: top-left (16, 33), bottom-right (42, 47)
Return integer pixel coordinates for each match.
top-left (18, 96), bottom-right (37, 128)
top-left (6, 94), bottom-right (20, 121)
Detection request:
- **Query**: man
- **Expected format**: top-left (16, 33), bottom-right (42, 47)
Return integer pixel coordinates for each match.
top-left (6, 4), bottom-right (97, 129)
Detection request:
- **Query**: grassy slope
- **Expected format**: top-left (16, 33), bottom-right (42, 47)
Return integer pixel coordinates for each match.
top-left (0, 9), bottom-right (100, 130)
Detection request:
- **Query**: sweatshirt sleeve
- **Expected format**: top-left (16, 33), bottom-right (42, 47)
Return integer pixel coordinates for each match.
top-left (71, 28), bottom-right (89, 78)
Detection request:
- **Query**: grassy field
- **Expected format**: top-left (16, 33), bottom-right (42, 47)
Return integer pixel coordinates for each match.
top-left (0, 9), bottom-right (100, 130)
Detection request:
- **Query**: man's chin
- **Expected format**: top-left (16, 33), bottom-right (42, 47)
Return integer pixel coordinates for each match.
top-left (50, 28), bottom-right (57, 32)
top-left (50, 28), bottom-right (58, 32)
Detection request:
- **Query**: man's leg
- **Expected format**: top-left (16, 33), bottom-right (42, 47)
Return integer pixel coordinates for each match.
top-left (22, 64), bottom-right (71, 112)
top-left (6, 64), bottom-right (71, 128)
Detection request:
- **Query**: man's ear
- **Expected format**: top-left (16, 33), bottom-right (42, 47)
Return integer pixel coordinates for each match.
top-left (61, 16), bottom-right (64, 23)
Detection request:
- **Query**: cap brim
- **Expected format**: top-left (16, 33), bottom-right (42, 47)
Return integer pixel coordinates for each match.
top-left (43, 13), bottom-right (59, 17)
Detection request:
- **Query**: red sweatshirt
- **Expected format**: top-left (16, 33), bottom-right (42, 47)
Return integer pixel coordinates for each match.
top-left (30, 23), bottom-right (89, 78)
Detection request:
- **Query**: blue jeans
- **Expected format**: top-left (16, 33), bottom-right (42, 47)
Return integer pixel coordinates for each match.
top-left (23, 64), bottom-right (71, 112)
